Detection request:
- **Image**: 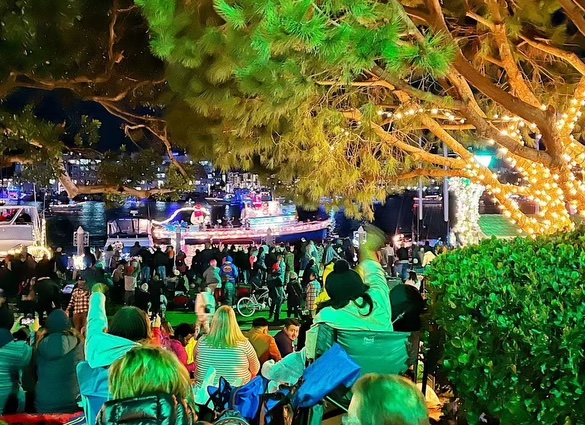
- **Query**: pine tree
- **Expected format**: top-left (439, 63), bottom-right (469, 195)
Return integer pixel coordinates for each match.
top-left (139, 0), bottom-right (585, 234)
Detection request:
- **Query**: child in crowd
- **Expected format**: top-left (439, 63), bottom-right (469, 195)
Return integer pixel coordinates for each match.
top-left (195, 284), bottom-right (216, 336)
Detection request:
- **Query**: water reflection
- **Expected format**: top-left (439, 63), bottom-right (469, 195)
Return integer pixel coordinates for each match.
top-left (44, 201), bottom-right (249, 250)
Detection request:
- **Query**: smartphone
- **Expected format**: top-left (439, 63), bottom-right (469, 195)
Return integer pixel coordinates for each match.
top-left (20, 316), bottom-right (34, 326)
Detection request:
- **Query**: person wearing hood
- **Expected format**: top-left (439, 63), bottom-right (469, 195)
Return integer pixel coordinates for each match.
top-left (220, 256), bottom-right (238, 284)
top-left (0, 298), bottom-right (35, 415)
top-left (34, 309), bottom-right (85, 413)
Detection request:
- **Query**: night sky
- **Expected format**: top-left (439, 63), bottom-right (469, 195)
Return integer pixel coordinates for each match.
top-left (6, 88), bottom-right (128, 152)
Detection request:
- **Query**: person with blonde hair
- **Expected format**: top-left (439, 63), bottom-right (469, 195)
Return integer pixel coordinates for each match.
top-left (345, 374), bottom-right (429, 425)
top-left (98, 345), bottom-right (198, 425)
top-left (193, 306), bottom-right (260, 387)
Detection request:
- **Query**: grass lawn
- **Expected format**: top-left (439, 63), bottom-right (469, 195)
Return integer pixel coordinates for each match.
top-left (104, 303), bottom-right (290, 331)
top-left (165, 307), bottom-right (276, 331)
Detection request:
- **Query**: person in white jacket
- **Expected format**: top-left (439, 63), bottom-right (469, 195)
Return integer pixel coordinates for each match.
top-left (195, 284), bottom-right (216, 335)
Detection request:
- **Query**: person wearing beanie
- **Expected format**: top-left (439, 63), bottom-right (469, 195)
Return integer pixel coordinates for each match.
top-left (34, 309), bottom-right (85, 413)
top-left (314, 225), bottom-right (393, 331)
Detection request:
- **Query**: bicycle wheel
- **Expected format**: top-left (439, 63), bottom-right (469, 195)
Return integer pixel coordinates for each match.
top-left (237, 297), bottom-right (256, 317)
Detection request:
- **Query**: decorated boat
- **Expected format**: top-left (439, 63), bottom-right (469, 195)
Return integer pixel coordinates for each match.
top-left (152, 199), bottom-right (330, 246)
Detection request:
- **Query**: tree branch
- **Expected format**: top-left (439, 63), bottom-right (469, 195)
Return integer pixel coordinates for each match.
top-left (488, 0), bottom-right (541, 107)
top-left (55, 157), bottom-right (172, 199)
top-left (315, 79), bottom-right (395, 90)
top-left (420, 115), bottom-right (474, 160)
top-left (394, 168), bottom-right (468, 180)
top-left (519, 35), bottom-right (585, 76)
top-left (558, 0), bottom-right (585, 38)
top-left (342, 110), bottom-right (467, 169)
top-left (99, 101), bottom-right (190, 180)
top-left (369, 67), bottom-right (462, 110)
top-left (0, 156), bottom-right (33, 165)
top-left (424, 0), bottom-right (549, 126)
top-left (74, 184), bottom-right (174, 198)
top-left (465, 11), bottom-right (494, 30)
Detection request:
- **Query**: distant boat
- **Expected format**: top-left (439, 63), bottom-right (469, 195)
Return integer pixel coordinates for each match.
top-left (0, 205), bottom-right (47, 259)
top-left (50, 201), bottom-right (85, 213)
top-left (104, 215), bottom-right (153, 252)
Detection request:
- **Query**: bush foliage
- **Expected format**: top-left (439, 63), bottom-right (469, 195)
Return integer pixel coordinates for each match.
top-left (427, 231), bottom-right (585, 424)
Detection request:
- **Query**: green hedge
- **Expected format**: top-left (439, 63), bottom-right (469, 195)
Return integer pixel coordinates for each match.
top-left (427, 230), bottom-right (585, 424)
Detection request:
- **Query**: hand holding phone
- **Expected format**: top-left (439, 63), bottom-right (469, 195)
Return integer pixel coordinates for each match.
top-left (152, 314), bottom-right (161, 329)
top-left (20, 316), bottom-right (34, 327)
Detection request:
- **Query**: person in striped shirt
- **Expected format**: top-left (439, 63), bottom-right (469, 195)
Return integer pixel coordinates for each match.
top-left (193, 306), bottom-right (260, 388)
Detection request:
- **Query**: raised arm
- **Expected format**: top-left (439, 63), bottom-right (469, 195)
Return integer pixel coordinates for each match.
top-left (87, 289), bottom-right (108, 338)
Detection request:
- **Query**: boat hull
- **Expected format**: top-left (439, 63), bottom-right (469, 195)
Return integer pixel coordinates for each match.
top-left (152, 220), bottom-right (330, 245)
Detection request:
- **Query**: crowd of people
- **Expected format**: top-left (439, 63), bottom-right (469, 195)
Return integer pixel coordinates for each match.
top-left (0, 228), bottom-right (439, 424)
top-left (98, 235), bottom-right (438, 326)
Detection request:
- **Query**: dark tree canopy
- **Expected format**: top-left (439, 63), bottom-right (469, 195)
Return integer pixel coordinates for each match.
top-left (0, 0), bottom-right (193, 199)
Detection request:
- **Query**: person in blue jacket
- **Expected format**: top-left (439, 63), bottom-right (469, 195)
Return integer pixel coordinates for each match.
top-left (220, 256), bottom-right (239, 283)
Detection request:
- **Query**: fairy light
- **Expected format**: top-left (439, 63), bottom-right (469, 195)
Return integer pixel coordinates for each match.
top-left (450, 178), bottom-right (485, 246)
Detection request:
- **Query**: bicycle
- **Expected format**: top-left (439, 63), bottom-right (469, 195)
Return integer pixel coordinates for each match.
top-left (237, 286), bottom-right (272, 317)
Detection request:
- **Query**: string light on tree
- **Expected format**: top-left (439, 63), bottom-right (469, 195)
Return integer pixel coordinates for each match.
top-left (450, 177), bottom-right (485, 246)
